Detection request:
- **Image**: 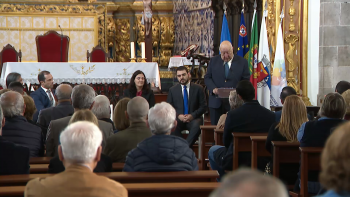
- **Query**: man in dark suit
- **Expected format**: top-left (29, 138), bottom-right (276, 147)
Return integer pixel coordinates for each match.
top-left (208, 81), bottom-right (275, 179)
top-left (167, 66), bottom-right (207, 147)
top-left (30, 70), bottom-right (55, 123)
top-left (0, 104), bottom-right (30, 175)
top-left (204, 41), bottom-right (250, 125)
top-left (37, 84), bottom-right (74, 138)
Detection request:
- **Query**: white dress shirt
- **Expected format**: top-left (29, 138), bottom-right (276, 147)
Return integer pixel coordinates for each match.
top-left (41, 86), bottom-right (56, 107)
top-left (224, 58), bottom-right (233, 69)
top-left (181, 81), bottom-right (190, 99)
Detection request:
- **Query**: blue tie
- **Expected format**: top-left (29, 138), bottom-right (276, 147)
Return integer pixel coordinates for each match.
top-left (225, 62), bottom-right (229, 79)
top-left (183, 85), bottom-right (189, 115)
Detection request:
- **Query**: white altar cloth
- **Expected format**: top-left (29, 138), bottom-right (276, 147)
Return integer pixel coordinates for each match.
top-left (168, 57), bottom-right (200, 69)
top-left (1, 62), bottom-right (160, 87)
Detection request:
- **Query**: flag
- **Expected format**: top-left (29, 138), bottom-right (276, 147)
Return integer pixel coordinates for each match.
top-left (257, 9), bottom-right (271, 109)
top-left (248, 9), bottom-right (259, 98)
top-left (271, 18), bottom-right (287, 106)
top-left (220, 13), bottom-right (231, 44)
top-left (237, 11), bottom-right (249, 59)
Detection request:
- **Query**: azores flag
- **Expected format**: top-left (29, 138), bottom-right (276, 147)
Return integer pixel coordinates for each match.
top-left (220, 13), bottom-right (232, 44)
top-left (237, 11), bottom-right (249, 59)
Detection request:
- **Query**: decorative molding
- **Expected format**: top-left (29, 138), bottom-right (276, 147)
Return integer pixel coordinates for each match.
top-left (159, 71), bottom-right (173, 78)
top-left (115, 18), bottom-right (130, 62)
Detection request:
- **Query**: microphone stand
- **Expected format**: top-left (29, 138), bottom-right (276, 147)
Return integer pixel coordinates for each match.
top-left (59, 25), bottom-right (63, 62)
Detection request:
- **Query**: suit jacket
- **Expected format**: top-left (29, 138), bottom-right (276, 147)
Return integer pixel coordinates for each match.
top-left (25, 164), bottom-right (127, 197)
top-left (0, 136), bottom-right (30, 175)
top-left (103, 121), bottom-right (152, 162)
top-left (37, 101), bottom-right (74, 138)
top-left (46, 116), bottom-right (113, 157)
top-left (123, 88), bottom-right (155, 108)
top-left (31, 87), bottom-right (55, 123)
top-left (204, 55), bottom-right (250, 108)
top-left (166, 83), bottom-right (206, 120)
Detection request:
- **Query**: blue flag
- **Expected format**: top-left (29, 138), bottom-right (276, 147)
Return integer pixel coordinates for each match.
top-left (237, 12), bottom-right (249, 59)
top-left (220, 14), bottom-right (231, 45)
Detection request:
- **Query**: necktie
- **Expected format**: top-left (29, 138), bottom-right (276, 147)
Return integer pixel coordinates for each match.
top-left (46, 89), bottom-right (54, 107)
top-left (225, 62), bottom-right (229, 79)
top-left (183, 85), bottom-right (188, 115)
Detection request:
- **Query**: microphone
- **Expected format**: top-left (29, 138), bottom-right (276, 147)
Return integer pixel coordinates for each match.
top-left (58, 25), bottom-right (63, 62)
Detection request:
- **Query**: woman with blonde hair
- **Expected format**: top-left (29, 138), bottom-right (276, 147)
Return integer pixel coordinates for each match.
top-left (341, 89), bottom-right (350, 120)
top-left (113, 98), bottom-right (131, 133)
top-left (68, 109), bottom-right (99, 126)
top-left (216, 90), bottom-right (243, 129)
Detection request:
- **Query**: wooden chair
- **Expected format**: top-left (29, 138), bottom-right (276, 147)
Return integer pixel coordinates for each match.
top-left (36, 30), bottom-right (70, 62)
top-left (271, 141), bottom-right (300, 178)
top-left (30, 163), bottom-right (125, 174)
top-left (0, 44), bottom-right (21, 71)
top-left (250, 136), bottom-right (271, 169)
top-left (214, 129), bottom-right (224, 145)
top-left (199, 125), bottom-right (216, 170)
top-left (29, 157), bottom-right (52, 164)
top-left (87, 45), bottom-right (109, 62)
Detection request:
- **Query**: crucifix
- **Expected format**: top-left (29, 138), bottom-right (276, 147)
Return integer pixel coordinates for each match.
top-left (143, 0), bottom-right (152, 62)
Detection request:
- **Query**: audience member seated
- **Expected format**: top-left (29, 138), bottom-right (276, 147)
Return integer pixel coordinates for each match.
top-left (46, 84), bottom-right (113, 157)
top-left (275, 86), bottom-right (297, 122)
top-left (30, 71), bottom-right (55, 122)
top-left (48, 110), bottom-right (112, 173)
top-left (38, 84), bottom-right (73, 138)
top-left (341, 89), bottom-right (350, 120)
top-left (210, 169), bottom-right (288, 197)
top-left (217, 90), bottom-right (243, 129)
top-left (91, 95), bottom-right (115, 130)
top-left (6, 72), bottom-right (23, 88)
top-left (335, 80), bottom-right (350, 94)
top-left (25, 121), bottom-right (127, 197)
top-left (296, 92), bottom-right (346, 193)
top-left (113, 98), bottom-right (130, 133)
top-left (123, 70), bottom-right (155, 108)
top-left (208, 80), bottom-right (275, 180)
top-left (104, 97), bottom-right (152, 162)
top-left (23, 95), bottom-right (37, 124)
top-left (8, 81), bottom-right (24, 95)
top-left (1, 91), bottom-right (44, 157)
top-left (123, 102), bottom-right (198, 172)
top-left (0, 105), bottom-right (30, 175)
top-left (316, 122), bottom-right (350, 197)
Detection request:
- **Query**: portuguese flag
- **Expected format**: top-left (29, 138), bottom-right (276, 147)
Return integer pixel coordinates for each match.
top-left (248, 9), bottom-right (259, 98)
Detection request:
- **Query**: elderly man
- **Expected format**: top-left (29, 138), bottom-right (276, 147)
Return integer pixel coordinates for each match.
top-left (46, 84), bottom-right (113, 157)
top-left (204, 41), bottom-right (250, 125)
top-left (91, 95), bottom-right (115, 130)
top-left (38, 84), bottom-right (74, 138)
top-left (25, 121), bottom-right (127, 197)
top-left (210, 169), bottom-right (288, 197)
top-left (104, 96), bottom-right (152, 162)
top-left (123, 102), bottom-right (198, 172)
top-left (1, 91), bottom-right (43, 157)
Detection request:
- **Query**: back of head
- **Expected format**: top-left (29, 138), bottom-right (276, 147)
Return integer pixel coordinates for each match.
top-left (56, 84), bottom-right (72, 100)
top-left (320, 121), bottom-right (350, 193)
top-left (335, 81), bottom-right (350, 95)
top-left (236, 80), bottom-right (255, 101)
top-left (71, 84), bottom-right (96, 110)
top-left (280, 86), bottom-right (297, 103)
top-left (210, 169), bottom-right (288, 197)
top-left (69, 109), bottom-right (98, 126)
top-left (127, 96), bottom-right (149, 121)
top-left (319, 93), bottom-right (346, 119)
top-left (341, 89), bottom-right (350, 114)
top-left (23, 95), bottom-right (36, 121)
top-left (91, 95), bottom-right (110, 119)
top-left (6, 72), bottom-right (21, 88)
top-left (148, 102), bottom-right (176, 135)
top-left (0, 91), bottom-right (24, 117)
top-left (0, 89), bottom-right (10, 96)
top-left (114, 98), bottom-right (131, 131)
top-left (60, 121), bottom-right (102, 164)
top-left (8, 82), bottom-right (24, 95)
top-left (229, 90), bottom-right (244, 110)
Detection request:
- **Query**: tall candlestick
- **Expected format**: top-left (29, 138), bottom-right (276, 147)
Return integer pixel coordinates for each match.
top-left (130, 42), bottom-right (135, 58)
top-left (141, 42), bottom-right (146, 59)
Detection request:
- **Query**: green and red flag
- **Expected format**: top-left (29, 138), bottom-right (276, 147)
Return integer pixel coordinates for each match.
top-left (248, 9), bottom-right (259, 98)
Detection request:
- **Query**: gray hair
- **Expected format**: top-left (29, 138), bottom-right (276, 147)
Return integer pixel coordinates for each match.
top-left (71, 84), bottom-right (96, 109)
top-left (148, 102), bottom-right (176, 135)
top-left (229, 90), bottom-right (244, 110)
top-left (127, 96), bottom-right (149, 122)
top-left (56, 84), bottom-right (72, 100)
top-left (210, 169), bottom-right (288, 197)
top-left (60, 121), bottom-right (102, 164)
top-left (91, 95), bottom-right (110, 119)
top-left (0, 91), bottom-right (24, 117)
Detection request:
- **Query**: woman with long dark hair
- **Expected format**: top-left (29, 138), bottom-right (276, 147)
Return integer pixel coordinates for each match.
top-left (123, 70), bottom-right (155, 108)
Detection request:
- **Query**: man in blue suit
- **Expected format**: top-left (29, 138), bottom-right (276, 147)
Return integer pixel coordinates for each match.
top-left (31, 70), bottom-right (55, 123)
top-left (204, 41), bottom-right (250, 125)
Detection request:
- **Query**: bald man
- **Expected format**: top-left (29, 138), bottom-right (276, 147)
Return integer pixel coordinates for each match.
top-left (103, 96), bottom-right (152, 162)
top-left (204, 41), bottom-right (250, 125)
top-left (37, 84), bottom-right (74, 138)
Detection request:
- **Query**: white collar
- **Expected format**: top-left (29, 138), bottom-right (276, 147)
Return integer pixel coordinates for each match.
top-left (181, 81), bottom-right (190, 88)
top-left (41, 86), bottom-right (50, 92)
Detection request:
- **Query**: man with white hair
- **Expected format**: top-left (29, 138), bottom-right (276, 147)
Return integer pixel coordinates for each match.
top-left (25, 121), bottom-right (127, 197)
top-left (210, 169), bottom-right (288, 197)
top-left (1, 91), bottom-right (43, 157)
top-left (104, 96), bottom-right (152, 162)
top-left (91, 95), bottom-right (115, 130)
top-left (123, 102), bottom-right (198, 172)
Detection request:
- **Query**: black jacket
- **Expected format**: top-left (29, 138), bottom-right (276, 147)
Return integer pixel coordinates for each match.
top-left (2, 116), bottom-right (44, 157)
top-left (0, 136), bottom-right (30, 175)
top-left (123, 135), bottom-right (198, 172)
top-left (123, 89), bottom-right (155, 108)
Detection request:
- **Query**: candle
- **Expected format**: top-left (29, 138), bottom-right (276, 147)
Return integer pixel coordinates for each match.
top-left (130, 42), bottom-right (135, 58)
top-left (141, 42), bottom-right (145, 59)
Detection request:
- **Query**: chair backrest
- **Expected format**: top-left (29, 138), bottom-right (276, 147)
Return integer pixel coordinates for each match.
top-left (200, 125), bottom-right (217, 170)
top-left (271, 141), bottom-right (300, 178)
top-left (214, 129), bottom-right (224, 145)
top-left (0, 44), bottom-right (21, 72)
top-left (36, 30), bottom-right (70, 62)
top-left (250, 136), bottom-right (271, 169)
top-left (87, 45), bottom-right (109, 62)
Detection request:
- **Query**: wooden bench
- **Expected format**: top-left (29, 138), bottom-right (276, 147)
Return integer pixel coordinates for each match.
top-left (0, 182), bottom-right (219, 197)
top-left (250, 136), bottom-right (271, 169)
top-left (29, 157), bottom-right (52, 164)
top-left (0, 171), bottom-right (219, 186)
top-left (214, 129), bottom-right (223, 145)
top-left (271, 141), bottom-right (300, 178)
top-left (30, 163), bottom-right (125, 174)
top-left (199, 125), bottom-right (216, 170)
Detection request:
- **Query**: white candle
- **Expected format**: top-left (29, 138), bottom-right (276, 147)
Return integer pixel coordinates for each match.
top-left (141, 42), bottom-right (145, 59)
top-left (130, 42), bottom-right (135, 58)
